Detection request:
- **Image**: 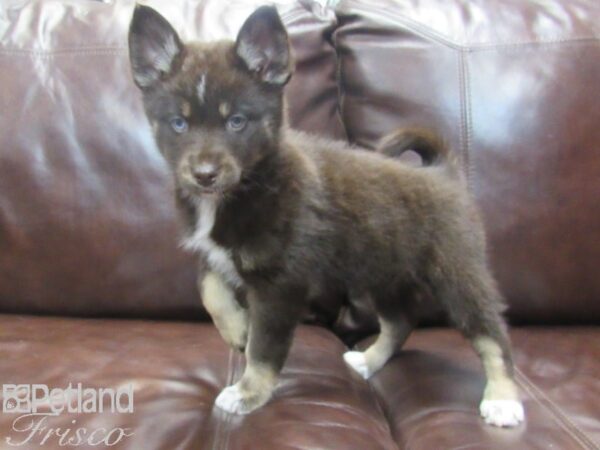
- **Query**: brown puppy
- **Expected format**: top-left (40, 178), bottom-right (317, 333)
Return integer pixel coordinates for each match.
top-left (128, 5), bottom-right (524, 427)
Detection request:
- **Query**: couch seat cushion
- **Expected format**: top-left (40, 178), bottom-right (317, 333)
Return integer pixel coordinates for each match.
top-left (361, 327), bottom-right (599, 449)
top-left (0, 315), bottom-right (396, 450)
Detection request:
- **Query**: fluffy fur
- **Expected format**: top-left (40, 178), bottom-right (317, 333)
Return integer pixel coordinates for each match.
top-left (128, 5), bottom-right (524, 426)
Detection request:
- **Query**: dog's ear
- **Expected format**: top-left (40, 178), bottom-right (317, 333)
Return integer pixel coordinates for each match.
top-left (128, 5), bottom-right (183, 88)
top-left (235, 6), bottom-right (293, 86)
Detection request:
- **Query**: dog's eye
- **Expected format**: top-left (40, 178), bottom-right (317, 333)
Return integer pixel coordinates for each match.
top-left (169, 116), bottom-right (188, 134)
top-left (226, 114), bottom-right (248, 132)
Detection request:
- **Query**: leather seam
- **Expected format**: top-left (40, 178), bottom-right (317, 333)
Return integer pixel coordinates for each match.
top-left (457, 50), bottom-right (472, 189)
top-left (350, 343), bottom-right (400, 450)
top-left (0, 7), bottom-right (306, 58)
top-left (464, 38), bottom-right (600, 52)
top-left (366, 380), bottom-right (401, 450)
top-left (329, 12), bottom-right (353, 335)
top-left (514, 367), bottom-right (599, 450)
top-left (331, 26), bottom-right (351, 143)
top-left (0, 48), bottom-right (125, 57)
top-left (463, 50), bottom-right (474, 189)
top-left (340, 1), bottom-right (600, 50)
top-left (279, 7), bottom-right (307, 25)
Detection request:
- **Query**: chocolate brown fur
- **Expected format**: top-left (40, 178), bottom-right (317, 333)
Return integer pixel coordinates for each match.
top-left (128, 5), bottom-right (523, 425)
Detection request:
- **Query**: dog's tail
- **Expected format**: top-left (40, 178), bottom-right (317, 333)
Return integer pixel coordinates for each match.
top-left (376, 128), bottom-right (460, 175)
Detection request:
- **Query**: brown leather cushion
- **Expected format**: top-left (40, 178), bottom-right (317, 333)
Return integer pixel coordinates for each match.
top-left (335, 0), bottom-right (600, 326)
top-left (0, 315), bottom-right (396, 450)
top-left (1, 315), bottom-right (597, 449)
top-left (359, 327), bottom-right (600, 449)
top-left (0, 1), bottom-right (341, 320)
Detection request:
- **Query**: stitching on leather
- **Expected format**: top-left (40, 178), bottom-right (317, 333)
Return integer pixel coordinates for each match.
top-left (463, 50), bottom-right (474, 190)
top-left (343, 1), bottom-right (600, 50)
top-left (516, 368), bottom-right (600, 450)
top-left (330, 17), bottom-right (352, 332)
top-left (331, 26), bottom-right (351, 143)
top-left (0, 48), bottom-right (125, 57)
top-left (390, 16), bottom-right (599, 51)
top-left (0, 7), bottom-right (301, 58)
top-left (514, 367), bottom-right (599, 450)
top-left (456, 50), bottom-right (471, 189)
top-left (467, 38), bottom-right (600, 52)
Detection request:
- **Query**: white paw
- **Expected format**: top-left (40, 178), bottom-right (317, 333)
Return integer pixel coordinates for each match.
top-left (214, 384), bottom-right (248, 415)
top-left (343, 351), bottom-right (372, 379)
top-left (480, 399), bottom-right (525, 427)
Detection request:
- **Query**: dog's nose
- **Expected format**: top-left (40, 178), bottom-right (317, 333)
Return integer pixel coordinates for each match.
top-left (193, 164), bottom-right (218, 187)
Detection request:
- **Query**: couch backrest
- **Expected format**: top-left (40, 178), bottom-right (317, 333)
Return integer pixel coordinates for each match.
top-left (1, 0), bottom-right (598, 335)
top-left (332, 0), bottom-right (600, 339)
top-left (0, 0), bottom-right (340, 320)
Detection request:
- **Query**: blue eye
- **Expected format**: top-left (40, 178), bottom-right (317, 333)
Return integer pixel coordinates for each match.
top-left (227, 114), bottom-right (248, 132)
top-left (169, 116), bottom-right (188, 133)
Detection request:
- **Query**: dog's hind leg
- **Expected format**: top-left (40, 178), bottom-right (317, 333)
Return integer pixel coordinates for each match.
top-left (429, 263), bottom-right (525, 428)
top-left (199, 271), bottom-right (248, 352)
top-left (472, 333), bottom-right (524, 428)
top-left (344, 287), bottom-right (417, 379)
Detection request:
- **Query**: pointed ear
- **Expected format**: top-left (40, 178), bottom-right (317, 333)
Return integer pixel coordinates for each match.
top-left (235, 6), bottom-right (293, 86)
top-left (128, 5), bottom-right (183, 88)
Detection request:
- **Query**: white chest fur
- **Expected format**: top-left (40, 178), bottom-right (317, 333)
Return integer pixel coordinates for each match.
top-left (181, 197), bottom-right (243, 288)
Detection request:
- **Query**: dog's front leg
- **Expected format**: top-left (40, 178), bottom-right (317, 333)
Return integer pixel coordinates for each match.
top-left (199, 271), bottom-right (248, 352)
top-left (214, 282), bottom-right (305, 414)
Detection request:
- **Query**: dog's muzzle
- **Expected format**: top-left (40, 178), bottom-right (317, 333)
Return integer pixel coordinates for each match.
top-left (192, 163), bottom-right (219, 188)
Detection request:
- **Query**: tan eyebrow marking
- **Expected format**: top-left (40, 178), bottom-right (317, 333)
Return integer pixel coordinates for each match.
top-left (181, 101), bottom-right (191, 118)
top-left (219, 102), bottom-right (231, 117)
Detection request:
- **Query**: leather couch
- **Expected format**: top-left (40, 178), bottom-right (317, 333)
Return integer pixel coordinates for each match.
top-left (0, 0), bottom-right (598, 448)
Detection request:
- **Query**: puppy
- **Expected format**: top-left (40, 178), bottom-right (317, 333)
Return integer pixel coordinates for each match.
top-left (128, 5), bottom-right (524, 427)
